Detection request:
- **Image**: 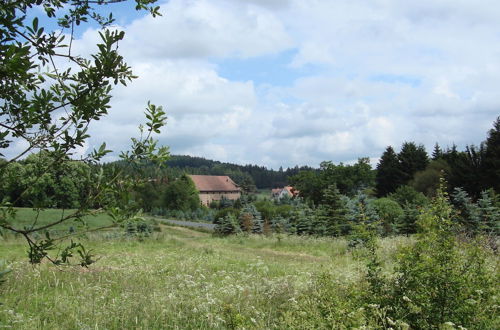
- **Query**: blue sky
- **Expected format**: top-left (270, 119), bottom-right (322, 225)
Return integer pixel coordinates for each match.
top-left (21, 0), bottom-right (500, 169)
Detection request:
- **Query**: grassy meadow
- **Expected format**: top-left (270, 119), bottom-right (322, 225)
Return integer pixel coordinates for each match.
top-left (0, 223), bottom-right (401, 329)
top-left (3, 208), bottom-right (114, 232)
top-left (0, 209), bottom-right (498, 329)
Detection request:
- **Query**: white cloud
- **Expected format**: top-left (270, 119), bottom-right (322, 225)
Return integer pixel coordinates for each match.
top-left (122, 0), bottom-right (293, 60)
top-left (11, 0), bottom-right (499, 170)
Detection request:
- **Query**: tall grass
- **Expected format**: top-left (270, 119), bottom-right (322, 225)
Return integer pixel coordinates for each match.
top-left (0, 225), bottom-right (497, 329)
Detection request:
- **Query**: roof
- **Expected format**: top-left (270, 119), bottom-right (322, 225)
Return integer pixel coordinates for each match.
top-left (188, 175), bottom-right (240, 192)
top-left (271, 186), bottom-right (300, 198)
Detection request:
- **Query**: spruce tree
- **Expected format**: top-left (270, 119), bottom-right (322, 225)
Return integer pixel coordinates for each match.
top-left (451, 187), bottom-right (480, 235)
top-left (375, 146), bottom-right (402, 197)
top-left (397, 142), bottom-right (429, 185)
top-left (215, 214), bottom-right (240, 236)
top-left (289, 205), bottom-right (314, 235)
top-left (483, 116), bottom-right (500, 193)
top-left (320, 184), bottom-right (349, 236)
top-left (477, 190), bottom-right (500, 235)
top-left (431, 143), bottom-right (443, 160)
top-left (238, 204), bottom-right (263, 234)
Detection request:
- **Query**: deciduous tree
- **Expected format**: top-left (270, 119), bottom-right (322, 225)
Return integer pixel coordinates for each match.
top-left (0, 0), bottom-right (168, 266)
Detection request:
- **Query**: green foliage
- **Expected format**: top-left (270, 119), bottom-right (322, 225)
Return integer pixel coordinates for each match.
top-left (346, 193), bottom-right (380, 248)
top-left (124, 217), bottom-right (153, 239)
top-left (238, 204), bottom-right (263, 234)
top-left (321, 158), bottom-right (376, 196)
top-left (0, 260), bottom-right (11, 290)
top-left (482, 116), bottom-right (500, 193)
top-left (376, 146), bottom-right (402, 197)
top-left (389, 185), bottom-right (428, 207)
top-left (395, 204), bottom-right (421, 236)
top-left (1, 152), bottom-right (91, 208)
top-left (317, 184), bottom-right (349, 236)
top-left (253, 200), bottom-right (292, 224)
top-left (371, 197), bottom-right (404, 236)
top-left (397, 142), bottom-right (429, 185)
top-left (389, 186), bottom-right (428, 235)
top-left (411, 159), bottom-right (450, 197)
top-left (214, 207), bottom-right (240, 225)
top-left (214, 214), bottom-right (241, 236)
top-left (0, 0), bottom-right (168, 265)
top-left (452, 187), bottom-right (500, 236)
top-left (288, 205), bottom-right (315, 235)
top-left (162, 175), bottom-right (200, 212)
top-left (476, 190), bottom-right (500, 235)
top-left (452, 187), bottom-right (481, 234)
top-left (289, 170), bottom-right (323, 205)
top-left (291, 158), bottom-right (375, 204)
top-left (387, 183), bottom-right (499, 328)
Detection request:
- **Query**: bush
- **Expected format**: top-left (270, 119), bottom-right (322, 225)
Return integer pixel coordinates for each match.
top-left (214, 214), bottom-right (241, 236)
top-left (374, 182), bottom-right (499, 329)
top-left (214, 207), bottom-right (240, 225)
top-left (123, 218), bottom-right (153, 238)
top-left (371, 198), bottom-right (403, 236)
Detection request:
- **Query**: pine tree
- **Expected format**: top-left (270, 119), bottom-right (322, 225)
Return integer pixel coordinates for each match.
top-left (271, 215), bottom-right (287, 234)
top-left (238, 204), bottom-right (263, 234)
top-left (451, 187), bottom-right (481, 235)
top-left (320, 184), bottom-right (349, 236)
top-left (483, 116), bottom-right (500, 193)
top-left (376, 146), bottom-right (402, 197)
top-left (288, 204), bottom-right (314, 235)
top-left (395, 203), bottom-right (420, 236)
top-left (431, 143), bottom-right (443, 160)
top-left (215, 214), bottom-right (240, 236)
top-left (477, 190), bottom-right (500, 235)
top-left (397, 142), bottom-right (429, 185)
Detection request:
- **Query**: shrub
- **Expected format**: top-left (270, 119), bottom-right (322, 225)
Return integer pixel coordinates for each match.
top-left (214, 207), bottom-right (240, 225)
top-left (371, 198), bottom-right (404, 236)
top-left (238, 204), bottom-right (263, 234)
top-left (214, 214), bottom-right (240, 236)
top-left (386, 182), bottom-right (499, 328)
top-left (124, 219), bottom-right (153, 238)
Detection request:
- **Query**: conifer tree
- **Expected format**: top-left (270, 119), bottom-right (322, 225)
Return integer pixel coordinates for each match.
top-left (214, 214), bottom-right (240, 236)
top-left (290, 206), bottom-right (314, 235)
top-left (431, 143), bottom-right (443, 160)
top-left (320, 184), bottom-right (349, 236)
top-left (397, 142), bottom-right (429, 185)
top-left (375, 146), bottom-right (402, 197)
top-left (483, 116), bottom-right (500, 193)
top-left (238, 204), bottom-right (263, 234)
top-left (451, 187), bottom-right (481, 234)
top-left (477, 190), bottom-right (500, 235)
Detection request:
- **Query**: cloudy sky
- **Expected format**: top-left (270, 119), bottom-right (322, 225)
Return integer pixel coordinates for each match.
top-left (41, 0), bottom-right (500, 168)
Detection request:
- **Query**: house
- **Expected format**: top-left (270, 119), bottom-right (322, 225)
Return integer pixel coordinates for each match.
top-left (188, 175), bottom-right (241, 206)
top-left (271, 186), bottom-right (299, 200)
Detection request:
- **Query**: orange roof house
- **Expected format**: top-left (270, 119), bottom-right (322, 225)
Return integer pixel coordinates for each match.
top-left (188, 175), bottom-right (241, 206)
top-left (271, 186), bottom-right (299, 199)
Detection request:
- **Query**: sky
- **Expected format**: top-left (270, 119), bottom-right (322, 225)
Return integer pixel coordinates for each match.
top-left (26, 0), bottom-right (500, 168)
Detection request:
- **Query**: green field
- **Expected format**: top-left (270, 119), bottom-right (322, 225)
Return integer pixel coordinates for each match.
top-left (0, 223), bottom-right (400, 329)
top-left (4, 208), bottom-right (114, 233)
top-left (1, 211), bottom-right (498, 329)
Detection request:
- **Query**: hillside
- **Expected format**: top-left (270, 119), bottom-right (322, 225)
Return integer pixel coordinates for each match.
top-left (111, 155), bottom-right (316, 189)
